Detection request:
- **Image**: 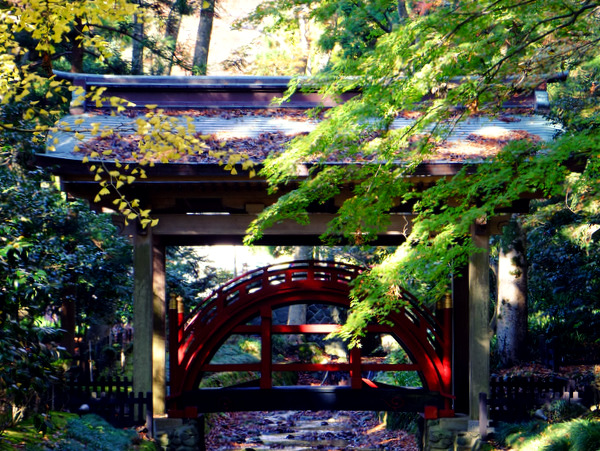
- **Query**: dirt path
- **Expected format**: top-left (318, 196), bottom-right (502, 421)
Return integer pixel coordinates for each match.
top-left (205, 410), bottom-right (419, 450)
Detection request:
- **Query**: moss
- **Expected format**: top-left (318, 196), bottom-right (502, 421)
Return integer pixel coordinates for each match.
top-left (1, 412), bottom-right (77, 450)
top-left (0, 412), bottom-right (157, 451)
top-left (62, 414), bottom-right (137, 450)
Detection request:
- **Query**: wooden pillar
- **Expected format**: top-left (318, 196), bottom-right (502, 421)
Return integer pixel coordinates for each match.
top-left (153, 240), bottom-right (166, 415)
top-left (133, 228), bottom-right (153, 401)
top-left (468, 223), bottom-right (490, 420)
top-left (452, 266), bottom-right (470, 415)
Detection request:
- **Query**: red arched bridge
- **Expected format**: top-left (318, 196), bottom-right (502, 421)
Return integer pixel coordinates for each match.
top-left (167, 260), bottom-right (454, 419)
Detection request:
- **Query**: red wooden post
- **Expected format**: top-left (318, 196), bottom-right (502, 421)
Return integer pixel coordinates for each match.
top-left (169, 294), bottom-right (183, 395)
top-left (260, 306), bottom-right (272, 389)
top-left (177, 296), bottom-right (184, 341)
top-left (350, 346), bottom-right (362, 389)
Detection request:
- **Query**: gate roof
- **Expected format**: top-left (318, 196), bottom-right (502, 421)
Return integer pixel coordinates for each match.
top-left (36, 72), bottom-right (563, 244)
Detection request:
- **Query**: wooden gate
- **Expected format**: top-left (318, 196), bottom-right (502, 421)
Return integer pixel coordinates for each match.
top-left (167, 260), bottom-right (453, 419)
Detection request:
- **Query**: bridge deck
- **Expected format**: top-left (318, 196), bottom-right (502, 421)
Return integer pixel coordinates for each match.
top-left (168, 384), bottom-right (451, 419)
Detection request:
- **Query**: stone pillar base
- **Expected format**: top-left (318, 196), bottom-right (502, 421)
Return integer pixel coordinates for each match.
top-left (422, 415), bottom-right (493, 451)
top-left (154, 416), bottom-right (205, 451)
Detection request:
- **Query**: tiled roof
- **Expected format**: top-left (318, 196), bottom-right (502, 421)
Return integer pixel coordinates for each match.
top-left (49, 109), bottom-right (560, 165)
top-left (42, 72), bottom-right (563, 174)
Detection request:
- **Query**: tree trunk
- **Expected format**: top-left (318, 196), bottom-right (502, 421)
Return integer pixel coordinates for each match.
top-left (131, 8), bottom-right (145, 75)
top-left (297, 6), bottom-right (311, 75)
top-left (163, 0), bottom-right (184, 74)
top-left (59, 286), bottom-right (77, 356)
top-left (496, 217), bottom-right (528, 367)
top-left (397, 0), bottom-right (409, 20)
top-left (287, 246), bottom-right (312, 327)
top-left (192, 0), bottom-right (215, 75)
top-left (70, 18), bottom-right (84, 73)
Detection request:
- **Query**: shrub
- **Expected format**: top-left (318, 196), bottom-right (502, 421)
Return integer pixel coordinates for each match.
top-left (62, 414), bottom-right (137, 450)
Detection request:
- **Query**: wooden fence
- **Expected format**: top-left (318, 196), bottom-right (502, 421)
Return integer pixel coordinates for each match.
top-left (57, 376), bottom-right (152, 431)
top-left (487, 375), bottom-right (584, 422)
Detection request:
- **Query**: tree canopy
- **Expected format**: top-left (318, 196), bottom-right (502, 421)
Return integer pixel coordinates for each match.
top-left (242, 0), bottom-right (600, 344)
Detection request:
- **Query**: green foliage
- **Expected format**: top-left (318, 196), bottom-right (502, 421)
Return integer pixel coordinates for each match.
top-left (497, 23), bottom-right (600, 365)
top-left (496, 418), bottom-right (600, 451)
top-left (525, 198), bottom-right (600, 362)
top-left (201, 335), bottom-right (261, 388)
top-left (542, 399), bottom-right (589, 424)
top-left (0, 411), bottom-right (156, 450)
top-left (0, 411), bottom-right (74, 449)
top-left (210, 337), bottom-right (261, 366)
top-left (0, 166), bottom-right (132, 324)
top-left (245, 0), bottom-right (600, 343)
top-left (240, 0), bottom-right (408, 65)
top-left (373, 348), bottom-right (422, 388)
top-left (548, 56), bottom-right (600, 133)
top-left (62, 414), bottom-right (137, 450)
top-left (494, 420), bottom-right (547, 448)
top-left (166, 246), bottom-right (231, 313)
top-left (0, 324), bottom-right (62, 433)
top-left (298, 342), bottom-right (327, 363)
top-left (0, 165), bottom-right (132, 423)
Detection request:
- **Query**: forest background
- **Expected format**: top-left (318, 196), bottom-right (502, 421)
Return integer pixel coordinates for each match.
top-left (1, 0), bottom-right (600, 437)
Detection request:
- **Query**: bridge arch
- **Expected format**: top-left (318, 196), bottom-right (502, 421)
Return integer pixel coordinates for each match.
top-left (168, 260), bottom-right (453, 418)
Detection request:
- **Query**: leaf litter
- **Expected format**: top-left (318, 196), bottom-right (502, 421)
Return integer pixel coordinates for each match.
top-left (205, 409), bottom-right (419, 450)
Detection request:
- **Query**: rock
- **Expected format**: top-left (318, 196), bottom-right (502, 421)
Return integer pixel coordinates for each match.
top-left (168, 423), bottom-right (200, 450)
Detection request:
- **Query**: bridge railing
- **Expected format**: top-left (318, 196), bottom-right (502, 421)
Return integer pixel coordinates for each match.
top-left (184, 260), bottom-right (360, 326)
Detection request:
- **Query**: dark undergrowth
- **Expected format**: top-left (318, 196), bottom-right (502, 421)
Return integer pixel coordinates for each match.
top-left (493, 400), bottom-right (600, 451)
top-left (0, 412), bottom-right (157, 451)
